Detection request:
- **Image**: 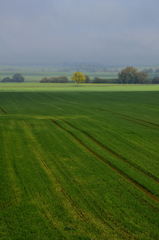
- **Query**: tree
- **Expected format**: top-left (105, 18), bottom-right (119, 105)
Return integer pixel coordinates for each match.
top-left (12, 73), bottom-right (24, 82)
top-left (1, 77), bottom-right (12, 82)
top-left (1, 74), bottom-right (25, 83)
top-left (152, 76), bottom-right (159, 84)
top-left (143, 68), bottom-right (153, 73)
top-left (118, 67), bottom-right (148, 84)
top-left (155, 68), bottom-right (159, 73)
top-left (134, 71), bottom-right (148, 84)
top-left (71, 72), bottom-right (85, 86)
top-left (118, 66), bottom-right (138, 84)
top-left (84, 75), bottom-right (91, 83)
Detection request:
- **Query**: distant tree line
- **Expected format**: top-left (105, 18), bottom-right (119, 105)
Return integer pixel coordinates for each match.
top-left (152, 76), bottom-right (159, 84)
top-left (1, 73), bottom-right (24, 82)
top-left (143, 68), bottom-right (153, 73)
top-left (143, 68), bottom-right (159, 73)
top-left (84, 75), bottom-right (91, 83)
top-left (40, 75), bottom-right (91, 83)
top-left (93, 77), bottom-right (121, 84)
top-left (40, 76), bottom-right (68, 83)
top-left (93, 66), bottom-right (159, 84)
top-left (40, 71), bottom-right (159, 84)
top-left (1, 69), bottom-right (158, 84)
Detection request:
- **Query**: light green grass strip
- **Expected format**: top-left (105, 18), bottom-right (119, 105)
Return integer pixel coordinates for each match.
top-left (0, 83), bottom-right (159, 92)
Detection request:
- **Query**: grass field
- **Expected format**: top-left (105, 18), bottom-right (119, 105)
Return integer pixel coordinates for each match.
top-left (0, 84), bottom-right (159, 239)
top-left (1, 82), bottom-right (159, 92)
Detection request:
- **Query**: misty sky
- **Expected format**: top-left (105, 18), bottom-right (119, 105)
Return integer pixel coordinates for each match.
top-left (0, 0), bottom-right (159, 66)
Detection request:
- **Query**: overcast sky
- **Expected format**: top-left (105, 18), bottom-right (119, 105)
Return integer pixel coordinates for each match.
top-left (0, 0), bottom-right (159, 66)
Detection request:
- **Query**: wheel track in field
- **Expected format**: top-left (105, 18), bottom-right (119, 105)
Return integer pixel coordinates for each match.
top-left (51, 119), bottom-right (159, 205)
top-left (34, 147), bottom-right (88, 221)
top-left (122, 118), bottom-right (156, 129)
top-left (34, 191), bottom-right (62, 235)
top-left (62, 174), bottom-right (141, 238)
top-left (0, 107), bottom-right (6, 114)
top-left (59, 119), bottom-right (159, 184)
top-left (19, 120), bottom-right (66, 227)
top-left (20, 120), bottom-right (88, 223)
top-left (10, 122), bottom-right (62, 234)
top-left (91, 107), bottom-right (159, 129)
top-left (4, 130), bottom-right (21, 205)
top-left (46, 151), bottom-right (134, 238)
top-left (30, 124), bottom-right (131, 237)
top-left (34, 146), bottom-right (123, 234)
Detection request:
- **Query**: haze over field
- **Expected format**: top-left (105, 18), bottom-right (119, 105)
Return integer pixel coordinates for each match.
top-left (0, 0), bottom-right (159, 66)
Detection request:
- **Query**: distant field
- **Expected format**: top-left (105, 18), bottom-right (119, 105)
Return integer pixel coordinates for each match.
top-left (1, 82), bottom-right (159, 92)
top-left (0, 85), bottom-right (159, 239)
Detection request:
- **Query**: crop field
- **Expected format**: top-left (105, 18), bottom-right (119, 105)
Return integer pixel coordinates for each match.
top-left (0, 85), bottom-right (159, 239)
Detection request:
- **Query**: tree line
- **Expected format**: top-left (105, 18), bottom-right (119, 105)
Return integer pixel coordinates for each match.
top-left (117, 67), bottom-right (159, 84)
top-left (40, 75), bottom-right (91, 84)
top-left (93, 67), bottom-right (159, 84)
top-left (1, 73), bottom-right (24, 82)
top-left (40, 76), bottom-right (68, 83)
top-left (1, 68), bottom-right (159, 84)
top-left (93, 77), bottom-right (121, 83)
top-left (143, 68), bottom-right (159, 73)
top-left (40, 67), bottom-right (159, 84)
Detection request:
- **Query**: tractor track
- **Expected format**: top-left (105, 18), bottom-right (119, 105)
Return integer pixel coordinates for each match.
top-left (0, 107), bottom-right (6, 114)
top-left (59, 119), bottom-right (159, 184)
top-left (34, 146), bottom-right (119, 232)
top-left (34, 147), bottom-right (87, 221)
top-left (28, 121), bottom-right (133, 236)
top-left (91, 107), bottom-right (159, 128)
top-left (122, 118), bottom-right (156, 129)
top-left (35, 192), bottom-right (62, 234)
top-left (51, 119), bottom-right (159, 205)
top-left (20, 120), bottom-right (87, 223)
top-left (45, 147), bottom-right (137, 238)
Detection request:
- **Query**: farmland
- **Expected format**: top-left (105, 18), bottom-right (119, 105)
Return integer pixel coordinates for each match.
top-left (0, 84), bottom-right (159, 239)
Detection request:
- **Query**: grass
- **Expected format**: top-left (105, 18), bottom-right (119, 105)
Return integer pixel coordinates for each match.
top-left (0, 82), bottom-right (159, 92)
top-left (0, 85), bottom-right (159, 239)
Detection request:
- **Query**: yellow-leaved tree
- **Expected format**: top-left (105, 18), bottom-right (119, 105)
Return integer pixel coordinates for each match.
top-left (71, 72), bottom-right (85, 86)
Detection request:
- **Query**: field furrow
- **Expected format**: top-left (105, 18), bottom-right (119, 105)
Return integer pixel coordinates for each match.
top-left (19, 119), bottom-right (124, 239)
top-left (51, 119), bottom-right (159, 205)
top-left (60, 118), bottom-right (159, 184)
top-left (0, 107), bottom-right (6, 114)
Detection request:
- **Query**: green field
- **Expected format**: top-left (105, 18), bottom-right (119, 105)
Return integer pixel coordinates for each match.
top-left (0, 84), bottom-right (159, 239)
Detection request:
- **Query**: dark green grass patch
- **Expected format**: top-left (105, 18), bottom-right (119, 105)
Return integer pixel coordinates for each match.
top-left (0, 89), bottom-right (159, 239)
